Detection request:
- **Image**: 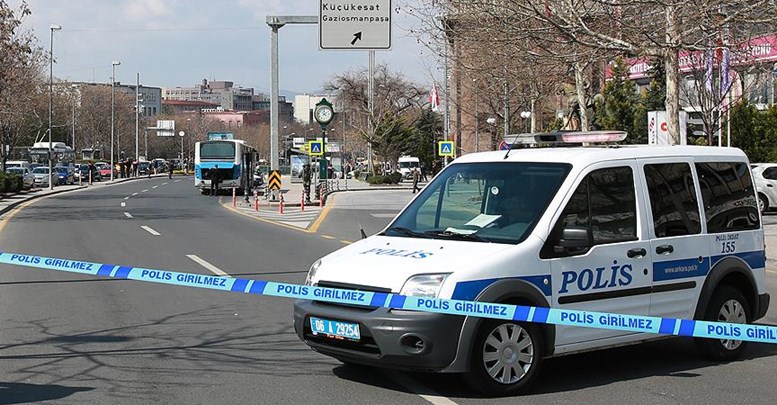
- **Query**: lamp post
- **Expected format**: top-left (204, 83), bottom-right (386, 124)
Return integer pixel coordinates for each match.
top-left (111, 61), bottom-right (120, 181)
top-left (179, 131), bottom-right (185, 166)
top-left (473, 78), bottom-right (479, 152)
top-left (520, 111), bottom-right (532, 133)
top-left (486, 117), bottom-right (496, 150)
top-left (71, 84), bottom-right (78, 154)
top-left (48, 24), bottom-right (61, 190)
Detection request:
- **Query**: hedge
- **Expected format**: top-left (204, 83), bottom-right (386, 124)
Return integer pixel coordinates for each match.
top-left (0, 173), bottom-right (23, 194)
top-left (366, 172), bottom-right (402, 185)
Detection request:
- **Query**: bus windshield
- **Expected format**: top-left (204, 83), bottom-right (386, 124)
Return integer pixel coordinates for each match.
top-left (200, 142), bottom-right (236, 159)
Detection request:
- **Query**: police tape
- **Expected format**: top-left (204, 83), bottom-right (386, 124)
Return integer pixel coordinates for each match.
top-left (1, 252), bottom-right (775, 344)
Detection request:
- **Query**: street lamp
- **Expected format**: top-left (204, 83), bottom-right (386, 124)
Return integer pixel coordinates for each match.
top-left (486, 117), bottom-right (497, 150)
top-left (473, 78), bottom-right (479, 152)
top-left (179, 130), bottom-right (185, 165)
top-left (48, 24), bottom-right (61, 190)
top-left (111, 60), bottom-right (120, 181)
top-left (520, 111), bottom-right (532, 133)
top-left (71, 84), bottom-right (78, 153)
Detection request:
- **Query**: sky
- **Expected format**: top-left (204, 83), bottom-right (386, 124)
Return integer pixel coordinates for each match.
top-left (14, 0), bottom-right (440, 95)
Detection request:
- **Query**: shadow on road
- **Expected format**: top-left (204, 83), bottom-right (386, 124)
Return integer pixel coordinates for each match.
top-left (332, 337), bottom-right (777, 399)
top-left (0, 381), bottom-right (92, 404)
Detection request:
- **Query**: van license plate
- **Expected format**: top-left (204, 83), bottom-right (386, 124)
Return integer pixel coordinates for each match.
top-left (310, 317), bottom-right (361, 341)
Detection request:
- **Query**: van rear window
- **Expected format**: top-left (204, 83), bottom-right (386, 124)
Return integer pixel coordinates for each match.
top-left (696, 162), bottom-right (760, 233)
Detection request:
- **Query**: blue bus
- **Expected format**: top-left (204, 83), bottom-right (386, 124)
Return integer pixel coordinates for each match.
top-left (194, 139), bottom-right (257, 195)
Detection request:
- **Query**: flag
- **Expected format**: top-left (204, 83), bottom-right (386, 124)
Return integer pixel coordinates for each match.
top-left (721, 46), bottom-right (731, 95)
top-left (704, 46), bottom-right (713, 92)
top-left (428, 83), bottom-right (440, 112)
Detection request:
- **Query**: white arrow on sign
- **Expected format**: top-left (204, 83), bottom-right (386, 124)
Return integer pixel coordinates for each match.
top-left (319, 0), bottom-right (392, 50)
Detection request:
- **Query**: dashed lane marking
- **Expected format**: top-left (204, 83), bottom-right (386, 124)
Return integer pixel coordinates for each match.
top-left (370, 213), bottom-right (397, 218)
top-left (162, 182), bottom-right (168, 185)
top-left (186, 254), bottom-right (229, 277)
top-left (124, 212), bottom-right (133, 218)
top-left (124, 196), bottom-right (130, 200)
top-left (152, 185), bottom-right (158, 189)
top-left (174, 180), bottom-right (181, 183)
top-left (142, 189), bottom-right (149, 193)
top-left (141, 226), bottom-right (161, 236)
top-left (132, 192), bottom-right (138, 196)
top-left (321, 235), bottom-right (336, 240)
top-left (340, 240), bottom-right (352, 244)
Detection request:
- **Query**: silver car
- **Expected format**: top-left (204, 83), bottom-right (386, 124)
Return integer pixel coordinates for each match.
top-left (5, 167), bottom-right (35, 189)
top-left (751, 163), bottom-right (777, 213)
top-left (31, 167), bottom-right (57, 187)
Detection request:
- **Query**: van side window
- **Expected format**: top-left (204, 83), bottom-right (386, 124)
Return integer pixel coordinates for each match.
top-left (644, 163), bottom-right (701, 237)
top-left (541, 166), bottom-right (637, 258)
top-left (695, 162), bottom-right (760, 232)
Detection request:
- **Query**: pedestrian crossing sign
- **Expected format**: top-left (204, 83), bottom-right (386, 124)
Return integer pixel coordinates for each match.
top-left (308, 141), bottom-right (324, 156)
top-left (438, 140), bottom-right (455, 157)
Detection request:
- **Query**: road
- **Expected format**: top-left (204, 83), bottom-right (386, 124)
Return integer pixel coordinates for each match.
top-left (0, 178), bottom-right (775, 404)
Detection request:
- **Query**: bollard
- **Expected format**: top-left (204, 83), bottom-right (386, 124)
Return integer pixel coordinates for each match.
top-left (254, 189), bottom-right (259, 211)
top-left (300, 194), bottom-right (304, 212)
top-left (232, 188), bottom-right (236, 208)
top-left (279, 193), bottom-right (284, 215)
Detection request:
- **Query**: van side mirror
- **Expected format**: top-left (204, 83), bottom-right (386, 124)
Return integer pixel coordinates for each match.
top-left (558, 226), bottom-right (592, 250)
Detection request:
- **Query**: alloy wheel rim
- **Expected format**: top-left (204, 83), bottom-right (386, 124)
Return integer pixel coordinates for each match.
top-left (717, 299), bottom-right (746, 350)
top-left (482, 323), bottom-right (534, 384)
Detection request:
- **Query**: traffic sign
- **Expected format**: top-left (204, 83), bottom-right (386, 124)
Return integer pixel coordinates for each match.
top-left (438, 140), bottom-right (455, 157)
top-left (498, 140), bottom-right (510, 151)
top-left (319, 0), bottom-right (391, 50)
top-left (268, 170), bottom-right (282, 191)
top-left (308, 140), bottom-right (324, 156)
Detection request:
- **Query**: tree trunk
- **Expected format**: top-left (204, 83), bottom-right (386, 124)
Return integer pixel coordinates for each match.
top-left (664, 5), bottom-right (681, 145)
top-left (574, 62), bottom-right (589, 131)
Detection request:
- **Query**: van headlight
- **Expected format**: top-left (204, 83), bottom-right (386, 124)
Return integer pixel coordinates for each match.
top-left (400, 274), bottom-right (450, 298)
top-left (305, 260), bottom-right (321, 286)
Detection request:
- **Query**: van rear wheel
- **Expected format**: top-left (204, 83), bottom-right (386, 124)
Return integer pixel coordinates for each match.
top-left (695, 285), bottom-right (750, 361)
top-left (464, 320), bottom-right (543, 396)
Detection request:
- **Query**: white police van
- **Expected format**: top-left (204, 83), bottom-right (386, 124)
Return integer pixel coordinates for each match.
top-left (293, 131), bottom-right (770, 395)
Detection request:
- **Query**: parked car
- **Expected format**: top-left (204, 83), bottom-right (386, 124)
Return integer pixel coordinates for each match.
top-left (54, 166), bottom-right (75, 185)
top-left (751, 163), bottom-right (777, 213)
top-left (31, 167), bottom-right (56, 187)
top-left (77, 164), bottom-right (101, 182)
top-left (4, 167), bottom-right (35, 189)
top-left (95, 162), bottom-right (116, 178)
top-left (137, 161), bottom-right (151, 176)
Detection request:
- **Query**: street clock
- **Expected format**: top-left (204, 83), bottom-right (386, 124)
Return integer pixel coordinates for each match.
top-left (314, 98), bottom-right (334, 127)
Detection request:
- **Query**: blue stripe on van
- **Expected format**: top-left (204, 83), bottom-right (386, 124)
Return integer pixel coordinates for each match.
top-left (711, 250), bottom-right (765, 270)
top-left (452, 275), bottom-right (552, 301)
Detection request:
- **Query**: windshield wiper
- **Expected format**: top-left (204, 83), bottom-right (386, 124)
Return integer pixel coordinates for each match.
top-left (383, 226), bottom-right (428, 238)
top-left (424, 230), bottom-right (488, 242)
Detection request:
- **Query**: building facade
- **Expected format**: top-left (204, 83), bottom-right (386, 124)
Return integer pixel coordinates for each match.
top-left (293, 94), bottom-right (340, 124)
top-left (164, 79), bottom-right (254, 111)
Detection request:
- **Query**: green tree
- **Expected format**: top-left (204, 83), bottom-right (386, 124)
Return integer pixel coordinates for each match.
top-left (592, 57), bottom-right (637, 140)
top-left (412, 109), bottom-right (442, 172)
top-left (631, 59), bottom-right (667, 144)
top-left (732, 102), bottom-right (777, 163)
top-left (371, 112), bottom-right (414, 166)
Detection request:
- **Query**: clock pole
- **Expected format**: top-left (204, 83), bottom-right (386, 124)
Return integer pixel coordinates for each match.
top-left (313, 98), bottom-right (334, 203)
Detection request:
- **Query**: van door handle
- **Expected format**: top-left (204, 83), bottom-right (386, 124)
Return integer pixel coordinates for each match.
top-left (627, 248), bottom-right (647, 258)
top-left (655, 245), bottom-right (674, 254)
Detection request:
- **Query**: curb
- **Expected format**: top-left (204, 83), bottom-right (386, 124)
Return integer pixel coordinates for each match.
top-left (0, 185), bottom-right (87, 217)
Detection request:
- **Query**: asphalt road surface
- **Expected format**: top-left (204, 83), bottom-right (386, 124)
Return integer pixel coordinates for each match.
top-left (1, 178), bottom-right (775, 404)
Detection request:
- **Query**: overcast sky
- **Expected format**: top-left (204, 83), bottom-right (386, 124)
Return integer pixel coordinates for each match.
top-left (16, 0), bottom-right (439, 94)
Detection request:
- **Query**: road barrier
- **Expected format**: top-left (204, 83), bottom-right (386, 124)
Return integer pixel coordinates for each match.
top-left (0, 251), bottom-right (774, 344)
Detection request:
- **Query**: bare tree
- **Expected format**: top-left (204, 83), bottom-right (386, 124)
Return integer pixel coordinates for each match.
top-left (0, 0), bottom-right (46, 169)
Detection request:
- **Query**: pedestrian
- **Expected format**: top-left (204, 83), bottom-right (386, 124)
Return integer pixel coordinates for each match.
top-left (183, 158), bottom-right (189, 175)
top-left (168, 163), bottom-right (173, 179)
top-left (412, 167), bottom-right (421, 194)
top-left (421, 163), bottom-right (428, 182)
top-left (210, 165), bottom-right (220, 196)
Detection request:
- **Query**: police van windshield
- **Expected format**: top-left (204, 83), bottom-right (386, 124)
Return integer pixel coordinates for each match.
top-left (385, 162), bottom-right (571, 244)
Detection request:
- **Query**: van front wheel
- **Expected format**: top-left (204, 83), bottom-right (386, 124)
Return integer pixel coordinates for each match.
top-left (695, 285), bottom-right (750, 361)
top-left (465, 320), bottom-right (543, 396)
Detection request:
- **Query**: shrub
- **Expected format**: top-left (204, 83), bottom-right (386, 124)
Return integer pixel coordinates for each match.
top-left (366, 172), bottom-right (402, 185)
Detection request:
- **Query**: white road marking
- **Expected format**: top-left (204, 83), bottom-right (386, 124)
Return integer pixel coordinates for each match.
top-left (132, 192), bottom-right (139, 196)
top-left (371, 213), bottom-right (397, 218)
top-left (162, 182), bottom-right (168, 185)
top-left (120, 202), bottom-right (126, 207)
top-left (124, 196), bottom-right (130, 200)
top-left (141, 226), bottom-right (161, 236)
top-left (142, 189), bottom-right (149, 192)
top-left (124, 212), bottom-right (133, 218)
top-left (385, 371), bottom-right (459, 405)
top-left (186, 254), bottom-right (229, 277)
top-left (152, 185), bottom-right (158, 189)
top-left (174, 180), bottom-right (181, 183)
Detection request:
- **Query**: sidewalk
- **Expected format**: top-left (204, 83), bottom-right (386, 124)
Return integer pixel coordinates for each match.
top-left (257, 175), bottom-right (428, 208)
top-left (0, 174), bottom-right (168, 217)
